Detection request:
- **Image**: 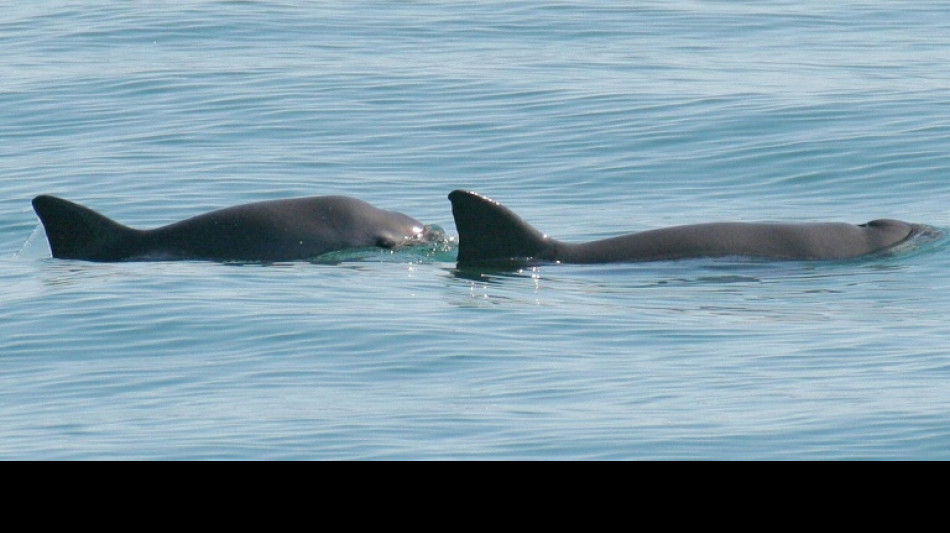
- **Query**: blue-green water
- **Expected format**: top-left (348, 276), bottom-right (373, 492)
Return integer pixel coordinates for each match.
top-left (2, 1), bottom-right (950, 460)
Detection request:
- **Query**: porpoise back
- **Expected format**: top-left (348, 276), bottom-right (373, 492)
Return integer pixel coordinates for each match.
top-left (449, 190), bottom-right (918, 266)
top-left (33, 195), bottom-right (438, 263)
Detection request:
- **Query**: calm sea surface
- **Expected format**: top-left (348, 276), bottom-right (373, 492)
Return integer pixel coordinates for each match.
top-left (2, 1), bottom-right (950, 460)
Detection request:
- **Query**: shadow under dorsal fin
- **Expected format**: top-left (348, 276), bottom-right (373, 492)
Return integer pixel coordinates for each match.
top-left (32, 196), bottom-right (140, 261)
top-left (448, 190), bottom-right (553, 265)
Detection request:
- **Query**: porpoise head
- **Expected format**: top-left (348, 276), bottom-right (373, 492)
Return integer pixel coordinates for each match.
top-left (859, 219), bottom-right (919, 250)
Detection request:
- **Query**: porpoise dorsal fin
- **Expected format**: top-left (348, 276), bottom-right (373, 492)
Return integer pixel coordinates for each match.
top-left (448, 190), bottom-right (555, 265)
top-left (32, 196), bottom-right (140, 261)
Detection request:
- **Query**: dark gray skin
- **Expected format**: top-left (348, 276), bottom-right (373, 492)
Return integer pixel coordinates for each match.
top-left (33, 195), bottom-right (440, 262)
top-left (449, 190), bottom-right (920, 266)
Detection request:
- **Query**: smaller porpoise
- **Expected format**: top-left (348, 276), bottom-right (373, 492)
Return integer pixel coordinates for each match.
top-left (33, 195), bottom-right (441, 263)
top-left (449, 190), bottom-right (920, 266)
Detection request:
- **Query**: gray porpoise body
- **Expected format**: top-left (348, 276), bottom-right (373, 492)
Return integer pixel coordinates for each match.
top-left (32, 195), bottom-right (437, 262)
top-left (449, 190), bottom-right (919, 266)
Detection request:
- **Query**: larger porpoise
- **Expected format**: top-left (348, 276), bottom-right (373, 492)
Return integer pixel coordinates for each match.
top-left (32, 195), bottom-right (441, 262)
top-left (448, 190), bottom-right (920, 265)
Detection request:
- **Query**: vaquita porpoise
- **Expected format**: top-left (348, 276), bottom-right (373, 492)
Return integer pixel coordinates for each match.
top-left (32, 195), bottom-right (442, 262)
top-left (449, 190), bottom-right (921, 266)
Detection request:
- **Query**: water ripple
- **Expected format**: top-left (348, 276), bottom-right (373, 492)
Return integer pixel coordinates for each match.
top-left (2, 0), bottom-right (950, 459)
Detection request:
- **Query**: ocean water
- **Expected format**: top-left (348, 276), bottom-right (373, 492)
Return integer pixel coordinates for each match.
top-left (2, 1), bottom-right (950, 460)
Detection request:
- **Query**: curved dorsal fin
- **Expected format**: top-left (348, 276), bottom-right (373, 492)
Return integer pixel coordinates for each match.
top-left (32, 196), bottom-right (139, 261)
top-left (448, 190), bottom-right (553, 265)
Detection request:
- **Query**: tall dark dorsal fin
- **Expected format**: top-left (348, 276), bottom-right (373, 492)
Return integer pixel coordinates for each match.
top-left (32, 196), bottom-right (139, 261)
top-left (448, 190), bottom-right (554, 265)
